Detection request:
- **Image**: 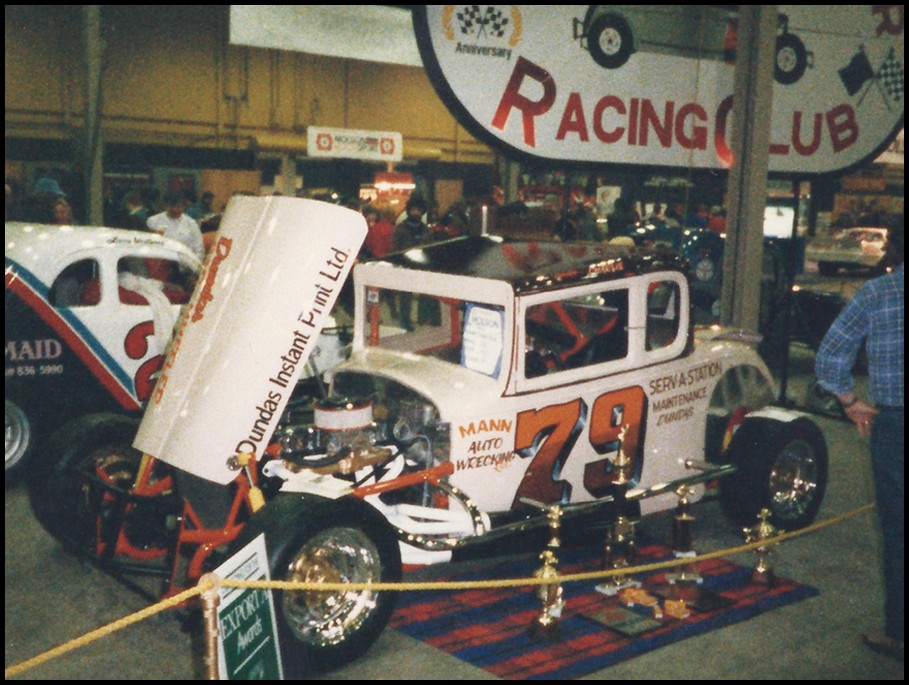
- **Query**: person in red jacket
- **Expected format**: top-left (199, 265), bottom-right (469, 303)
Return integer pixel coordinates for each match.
top-left (362, 205), bottom-right (395, 259)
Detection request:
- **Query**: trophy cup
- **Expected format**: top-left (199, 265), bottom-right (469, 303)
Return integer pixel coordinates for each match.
top-left (665, 485), bottom-right (702, 584)
top-left (744, 508), bottom-right (778, 586)
top-left (596, 425), bottom-right (641, 596)
top-left (529, 503), bottom-right (565, 640)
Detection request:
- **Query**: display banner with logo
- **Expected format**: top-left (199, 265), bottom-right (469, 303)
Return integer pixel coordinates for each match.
top-left (134, 196), bottom-right (366, 484)
top-left (307, 126), bottom-right (403, 162)
top-left (412, 5), bottom-right (904, 175)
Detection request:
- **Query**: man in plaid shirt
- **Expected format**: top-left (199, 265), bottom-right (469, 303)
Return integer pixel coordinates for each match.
top-left (816, 217), bottom-right (904, 662)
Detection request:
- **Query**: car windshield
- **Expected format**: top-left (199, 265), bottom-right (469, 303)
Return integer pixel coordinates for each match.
top-left (362, 286), bottom-right (506, 378)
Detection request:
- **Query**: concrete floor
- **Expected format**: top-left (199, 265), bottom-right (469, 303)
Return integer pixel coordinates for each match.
top-left (5, 266), bottom-right (905, 679)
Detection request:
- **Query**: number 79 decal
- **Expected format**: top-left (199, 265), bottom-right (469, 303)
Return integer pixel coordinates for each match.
top-left (511, 386), bottom-right (647, 508)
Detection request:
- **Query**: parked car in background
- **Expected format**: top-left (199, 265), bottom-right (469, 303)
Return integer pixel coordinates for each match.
top-left (5, 222), bottom-right (348, 483)
top-left (5, 223), bottom-right (202, 482)
top-left (805, 226), bottom-right (888, 276)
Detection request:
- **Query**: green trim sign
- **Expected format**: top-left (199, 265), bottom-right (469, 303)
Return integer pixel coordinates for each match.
top-left (215, 535), bottom-right (283, 680)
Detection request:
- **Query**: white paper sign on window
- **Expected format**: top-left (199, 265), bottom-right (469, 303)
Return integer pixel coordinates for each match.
top-left (461, 304), bottom-right (504, 378)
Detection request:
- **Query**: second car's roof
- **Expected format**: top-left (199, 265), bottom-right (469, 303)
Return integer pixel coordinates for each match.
top-left (364, 235), bottom-right (687, 293)
top-left (5, 221), bottom-right (200, 277)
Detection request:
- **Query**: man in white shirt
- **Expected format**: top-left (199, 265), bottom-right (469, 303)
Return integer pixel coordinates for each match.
top-left (147, 189), bottom-right (205, 261)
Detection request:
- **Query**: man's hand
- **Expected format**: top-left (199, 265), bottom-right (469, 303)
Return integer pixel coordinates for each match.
top-left (839, 396), bottom-right (879, 438)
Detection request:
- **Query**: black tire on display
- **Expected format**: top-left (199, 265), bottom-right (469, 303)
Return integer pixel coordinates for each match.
top-left (720, 416), bottom-right (828, 530)
top-left (27, 413), bottom-right (142, 547)
top-left (587, 13), bottom-right (635, 69)
top-left (231, 494), bottom-right (402, 675)
top-left (774, 32), bottom-right (809, 85)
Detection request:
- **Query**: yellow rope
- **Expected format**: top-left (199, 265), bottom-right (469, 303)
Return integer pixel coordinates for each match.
top-left (4, 503), bottom-right (875, 679)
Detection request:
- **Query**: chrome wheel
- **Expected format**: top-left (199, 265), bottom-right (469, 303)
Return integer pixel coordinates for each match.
top-left (5, 399), bottom-right (31, 473)
top-left (768, 439), bottom-right (820, 522)
top-left (282, 527), bottom-right (383, 648)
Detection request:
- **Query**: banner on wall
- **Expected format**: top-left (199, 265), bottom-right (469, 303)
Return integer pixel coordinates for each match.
top-left (307, 126), bottom-right (404, 163)
top-left (412, 5), bottom-right (904, 176)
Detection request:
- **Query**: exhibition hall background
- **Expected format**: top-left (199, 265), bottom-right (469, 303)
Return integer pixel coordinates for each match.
top-left (4, 5), bottom-right (903, 231)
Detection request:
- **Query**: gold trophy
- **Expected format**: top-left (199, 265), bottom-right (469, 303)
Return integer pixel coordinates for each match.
top-left (665, 485), bottom-right (702, 584)
top-left (744, 508), bottom-right (778, 586)
top-left (596, 425), bottom-right (641, 596)
top-left (529, 504), bottom-right (565, 640)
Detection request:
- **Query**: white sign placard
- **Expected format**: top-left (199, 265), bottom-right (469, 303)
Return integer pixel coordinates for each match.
top-left (307, 126), bottom-right (403, 162)
top-left (461, 304), bottom-right (504, 378)
top-left (413, 5), bottom-right (904, 175)
top-left (134, 196), bottom-right (366, 484)
top-left (214, 534), bottom-right (283, 680)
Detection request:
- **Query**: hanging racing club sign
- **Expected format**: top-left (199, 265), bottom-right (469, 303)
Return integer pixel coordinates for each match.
top-left (412, 5), bottom-right (904, 176)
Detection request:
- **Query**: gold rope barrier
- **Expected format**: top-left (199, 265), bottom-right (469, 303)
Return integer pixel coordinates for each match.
top-left (4, 503), bottom-right (875, 679)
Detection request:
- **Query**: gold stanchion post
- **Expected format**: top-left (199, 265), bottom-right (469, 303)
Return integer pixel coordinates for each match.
top-left (199, 573), bottom-right (222, 680)
top-left (744, 508), bottom-right (778, 586)
top-left (529, 503), bottom-right (565, 641)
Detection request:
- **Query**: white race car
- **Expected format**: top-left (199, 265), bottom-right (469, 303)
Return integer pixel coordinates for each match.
top-left (23, 200), bottom-right (827, 675)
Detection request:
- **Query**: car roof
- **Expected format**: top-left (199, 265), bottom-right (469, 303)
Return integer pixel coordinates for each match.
top-left (5, 221), bottom-right (199, 278)
top-left (366, 235), bottom-right (687, 293)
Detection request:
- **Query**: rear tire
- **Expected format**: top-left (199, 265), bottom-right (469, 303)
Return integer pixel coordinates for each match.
top-left (231, 494), bottom-right (401, 675)
top-left (720, 416), bottom-right (828, 530)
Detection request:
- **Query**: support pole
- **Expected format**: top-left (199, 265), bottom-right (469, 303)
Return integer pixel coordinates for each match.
top-left (720, 5), bottom-right (777, 331)
top-left (82, 6), bottom-right (104, 225)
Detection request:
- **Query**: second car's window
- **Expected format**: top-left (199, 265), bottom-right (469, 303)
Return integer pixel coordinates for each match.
top-left (117, 257), bottom-right (196, 305)
top-left (49, 258), bottom-right (101, 307)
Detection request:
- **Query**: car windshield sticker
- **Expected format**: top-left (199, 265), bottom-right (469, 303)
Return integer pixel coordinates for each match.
top-left (461, 304), bottom-right (504, 378)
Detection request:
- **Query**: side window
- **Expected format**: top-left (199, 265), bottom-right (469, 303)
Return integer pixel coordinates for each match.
top-left (49, 259), bottom-right (101, 307)
top-left (525, 289), bottom-right (628, 378)
top-left (117, 257), bottom-right (197, 305)
top-left (646, 280), bottom-right (681, 351)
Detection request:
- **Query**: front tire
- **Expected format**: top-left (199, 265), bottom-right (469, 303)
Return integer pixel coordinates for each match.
top-left (232, 495), bottom-right (401, 675)
top-left (721, 416), bottom-right (828, 530)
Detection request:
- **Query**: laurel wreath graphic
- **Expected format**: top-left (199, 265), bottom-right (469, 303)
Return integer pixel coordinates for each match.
top-left (442, 5), bottom-right (455, 41)
top-left (509, 5), bottom-right (523, 47)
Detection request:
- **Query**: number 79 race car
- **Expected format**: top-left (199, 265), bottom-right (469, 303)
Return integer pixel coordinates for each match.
top-left (23, 197), bottom-right (828, 676)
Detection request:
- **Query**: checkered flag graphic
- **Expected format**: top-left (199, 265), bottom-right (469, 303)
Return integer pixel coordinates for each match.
top-left (456, 5), bottom-right (483, 36)
top-left (878, 49), bottom-right (904, 102)
top-left (456, 5), bottom-right (509, 38)
top-left (484, 6), bottom-right (509, 38)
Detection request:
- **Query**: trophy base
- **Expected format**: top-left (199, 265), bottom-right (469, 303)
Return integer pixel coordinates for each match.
top-left (595, 578), bottom-right (641, 596)
top-left (751, 568), bottom-right (777, 587)
top-left (665, 571), bottom-right (703, 585)
top-left (528, 617), bottom-right (562, 642)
